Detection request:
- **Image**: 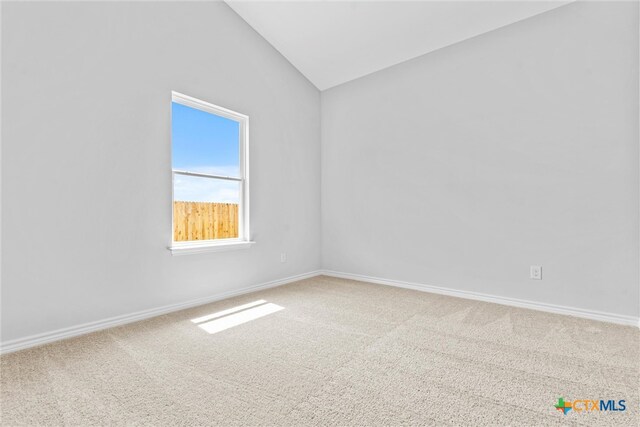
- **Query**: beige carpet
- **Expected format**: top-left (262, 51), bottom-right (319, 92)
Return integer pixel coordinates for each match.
top-left (1, 276), bottom-right (638, 426)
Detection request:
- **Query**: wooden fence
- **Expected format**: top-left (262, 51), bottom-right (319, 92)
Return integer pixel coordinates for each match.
top-left (173, 201), bottom-right (239, 241)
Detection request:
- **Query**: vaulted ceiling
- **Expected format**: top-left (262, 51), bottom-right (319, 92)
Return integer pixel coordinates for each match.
top-left (226, 1), bottom-right (573, 90)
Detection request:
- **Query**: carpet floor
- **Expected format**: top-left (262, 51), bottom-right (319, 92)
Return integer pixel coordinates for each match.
top-left (1, 276), bottom-right (638, 426)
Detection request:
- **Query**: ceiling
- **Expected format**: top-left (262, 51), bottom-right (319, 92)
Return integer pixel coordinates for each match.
top-left (226, 1), bottom-right (572, 90)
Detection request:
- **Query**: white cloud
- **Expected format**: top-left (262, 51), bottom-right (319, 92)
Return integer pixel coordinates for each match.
top-left (173, 174), bottom-right (239, 204)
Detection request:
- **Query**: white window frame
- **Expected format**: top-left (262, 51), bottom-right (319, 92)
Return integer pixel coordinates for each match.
top-left (169, 91), bottom-right (253, 255)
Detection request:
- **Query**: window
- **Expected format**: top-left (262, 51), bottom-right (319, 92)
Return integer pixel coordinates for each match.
top-left (169, 92), bottom-right (252, 254)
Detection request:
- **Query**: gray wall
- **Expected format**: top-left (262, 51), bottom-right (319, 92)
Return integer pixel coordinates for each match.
top-left (321, 1), bottom-right (639, 317)
top-left (1, 1), bottom-right (321, 342)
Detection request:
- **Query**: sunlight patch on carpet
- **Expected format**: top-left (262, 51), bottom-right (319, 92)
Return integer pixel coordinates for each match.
top-left (193, 301), bottom-right (284, 334)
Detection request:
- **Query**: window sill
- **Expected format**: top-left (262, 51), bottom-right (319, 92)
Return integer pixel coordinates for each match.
top-left (168, 240), bottom-right (255, 256)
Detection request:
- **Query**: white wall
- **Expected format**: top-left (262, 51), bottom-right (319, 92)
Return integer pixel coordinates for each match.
top-left (2, 1), bottom-right (638, 347)
top-left (1, 1), bottom-right (321, 343)
top-left (321, 1), bottom-right (639, 318)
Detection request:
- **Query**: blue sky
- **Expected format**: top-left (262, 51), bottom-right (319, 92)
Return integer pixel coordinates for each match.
top-left (172, 102), bottom-right (240, 203)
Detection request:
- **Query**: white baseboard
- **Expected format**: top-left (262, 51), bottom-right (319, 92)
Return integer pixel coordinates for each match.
top-left (3, 269), bottom-right (637, 354)
top-left (0, 270), bottom-right (322, 354)
top-left (320, 270), bottom-right (640, 328)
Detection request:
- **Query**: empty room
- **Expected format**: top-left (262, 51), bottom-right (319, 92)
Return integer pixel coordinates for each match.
top-left (1, 0), bottom-right (638, 425)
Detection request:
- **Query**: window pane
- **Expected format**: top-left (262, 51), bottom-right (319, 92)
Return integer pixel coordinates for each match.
top-left (172, 102), bottom-right (240, 177)
top-left (173, 175), bottom-right (240, 242)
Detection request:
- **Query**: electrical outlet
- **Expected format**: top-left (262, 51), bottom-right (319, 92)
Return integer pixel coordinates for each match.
top-left (280, 253), bottom-right (287, 263)
top-left (530, 265), bottom-right (542, 280)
